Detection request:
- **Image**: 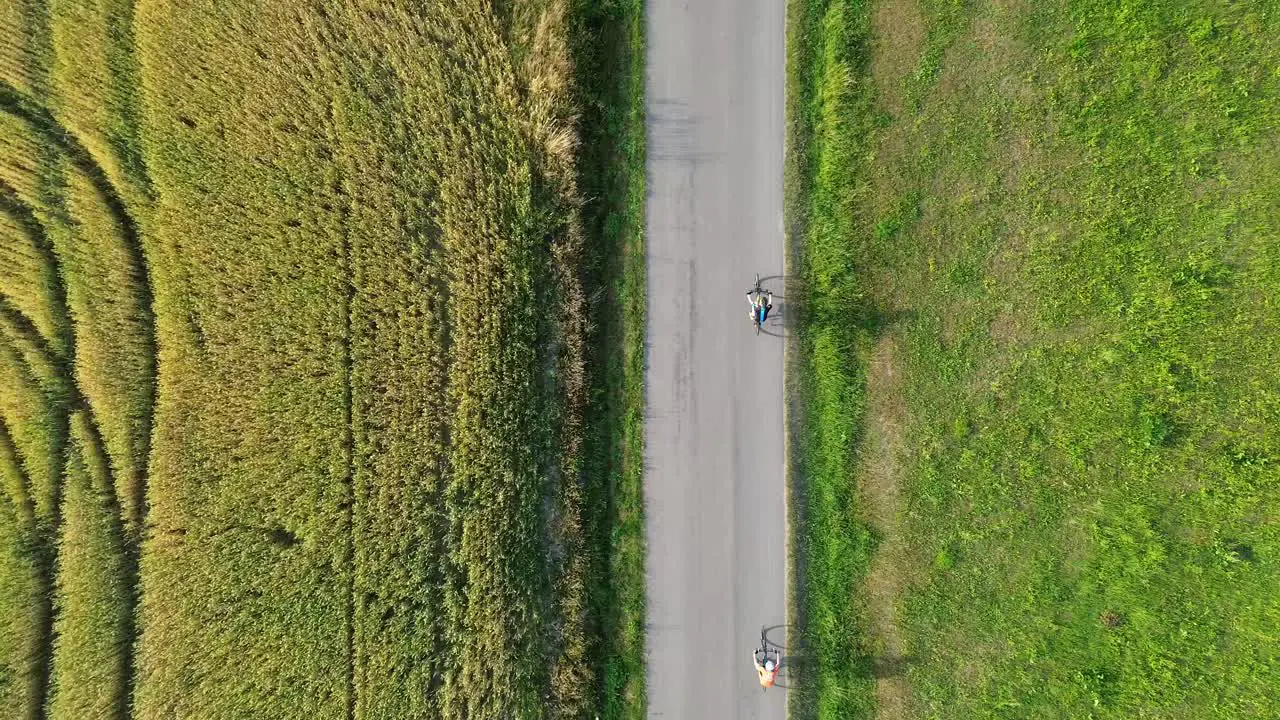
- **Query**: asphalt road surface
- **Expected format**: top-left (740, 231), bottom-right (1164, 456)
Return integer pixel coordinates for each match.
top-left (644, 0), bottom-right (787, 717)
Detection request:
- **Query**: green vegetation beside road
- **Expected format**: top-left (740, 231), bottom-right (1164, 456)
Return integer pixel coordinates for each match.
top-left (786, 0), bottom-right (878, 716)
top-left (789, 0), bottom-right (1280, 717)
top-left (573, 0), bottom-right (648, 717)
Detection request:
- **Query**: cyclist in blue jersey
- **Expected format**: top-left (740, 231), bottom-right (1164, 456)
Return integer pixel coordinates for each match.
top-left (747, 286), bottom-right (773, 328)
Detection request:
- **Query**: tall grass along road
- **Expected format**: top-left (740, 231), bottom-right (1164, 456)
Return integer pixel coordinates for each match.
top-left (788, 0), bottom-right (1280, 717)
top-left (646, 0), bottom-right (787, 717)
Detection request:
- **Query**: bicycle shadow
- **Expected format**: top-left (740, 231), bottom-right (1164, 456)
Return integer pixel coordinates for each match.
top-left (766, 655), bottom-right (810, 690)
top-left (755, 274), bottom-right (792, 292)
top-left (757, 302), bottom-right (918, 339)
top-left (766, 652), bottom-right (915, 691)
top-left (757, 302), bottom-right (791, 338)
top-left (755, 624), bottom-right (915, 692)
top-left (760, 624), bottom-right (795, 650)
top-left (870, 654), bottom-right (913, 679)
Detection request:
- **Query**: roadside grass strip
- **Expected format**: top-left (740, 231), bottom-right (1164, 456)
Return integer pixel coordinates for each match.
top-left (786, 0), bottom-right (879, 716)
top-left (572, 0), bottom-right (649, 716)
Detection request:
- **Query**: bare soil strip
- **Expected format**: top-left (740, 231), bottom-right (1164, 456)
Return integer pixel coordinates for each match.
top-left (860, 6), bottom-right (927, 713)
top-left (859, 335), bottom-right (911, 720)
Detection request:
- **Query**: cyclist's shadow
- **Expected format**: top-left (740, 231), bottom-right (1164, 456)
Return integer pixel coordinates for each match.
top-left (759, 301), bottom-right (790, 338)
top-left (768, 655), bottom-right (809, 690)
top-left (768, 652), bottom-right (913, 690)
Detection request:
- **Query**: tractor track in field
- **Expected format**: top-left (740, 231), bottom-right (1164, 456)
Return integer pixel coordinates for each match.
top-left (1, 77), bottom-right (156, 720)
top-left (337, 127), bottom-right (357, 720)
top-left (1, 78), bottom-right (157, 532)
top-left (0, 418), bottom-right (38, 526)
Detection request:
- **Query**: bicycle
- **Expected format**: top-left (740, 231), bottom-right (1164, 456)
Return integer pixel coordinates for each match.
top-left (747, 273), bottom-right (773, 336)
top-left (752, 627), bottom-right (782, 690)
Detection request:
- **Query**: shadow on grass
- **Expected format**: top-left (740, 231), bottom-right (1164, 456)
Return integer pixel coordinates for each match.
top-left (772, 652), bottom-right (915, 691)
top-left (786, 274), bottom-right (915, 720)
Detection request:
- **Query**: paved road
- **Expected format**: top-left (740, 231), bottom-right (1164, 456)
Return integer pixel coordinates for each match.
top-left (644, 0), bottom-right (787, 717)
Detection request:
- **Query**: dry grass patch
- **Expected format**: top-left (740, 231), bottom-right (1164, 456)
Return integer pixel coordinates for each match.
top-left (858, 335), bottom-right (913, 720)
top-left (870, 0), bottom-right (924, 116)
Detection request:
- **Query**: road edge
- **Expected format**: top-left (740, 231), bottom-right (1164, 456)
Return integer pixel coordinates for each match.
top-left (782, 1), bottom-right (805, 718)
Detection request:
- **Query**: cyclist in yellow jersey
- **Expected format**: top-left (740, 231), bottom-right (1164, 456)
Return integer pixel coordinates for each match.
top-left (753, 644), bottom-right (781, 689)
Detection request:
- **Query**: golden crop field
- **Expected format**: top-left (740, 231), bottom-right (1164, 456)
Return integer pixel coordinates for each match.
top-left (0, 0), bottom-right (648, 718)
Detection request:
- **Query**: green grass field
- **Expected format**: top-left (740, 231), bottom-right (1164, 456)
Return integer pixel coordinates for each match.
top-left (0, 0), bottom-right (646, 718)
top-left (789, 0), bottom-right (1280, 717)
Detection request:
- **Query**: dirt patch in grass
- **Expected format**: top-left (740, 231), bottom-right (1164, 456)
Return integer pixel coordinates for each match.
top-left (870, 0), bottom-right (925, 117)
top-left (858, 335), bottom-right (913, 719)
top-left (987, 307), bottom-right (1024, 345)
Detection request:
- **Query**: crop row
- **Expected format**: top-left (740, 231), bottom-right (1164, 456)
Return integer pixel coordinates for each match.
top-left (3, 0), bottom-right (606, 718)
top-left (133, 1), bottom-right (353, 715)
top-left (132, 0), bottom-right (597, 718)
